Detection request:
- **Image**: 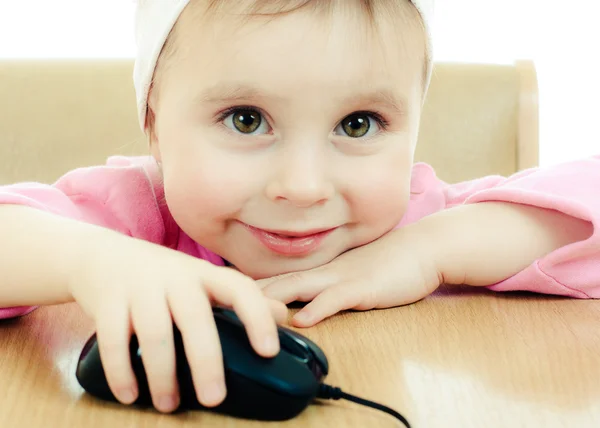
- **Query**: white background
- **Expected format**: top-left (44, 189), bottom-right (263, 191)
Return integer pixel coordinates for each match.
top-left (1, 0), bottom-right (598, 167)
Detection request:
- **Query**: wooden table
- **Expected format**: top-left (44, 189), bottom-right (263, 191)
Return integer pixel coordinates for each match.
top-left (1, 285), bottom-right (600, 428)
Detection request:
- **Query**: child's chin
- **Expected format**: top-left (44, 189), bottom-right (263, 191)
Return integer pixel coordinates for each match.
top-left (228, 259), bottom-right (299, 279)
top-left (245, 257), bottom-right (336, 281)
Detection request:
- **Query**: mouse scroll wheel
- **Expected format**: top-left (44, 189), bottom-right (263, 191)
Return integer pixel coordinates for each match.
top-left (278, 332), bottom-right (311, 363)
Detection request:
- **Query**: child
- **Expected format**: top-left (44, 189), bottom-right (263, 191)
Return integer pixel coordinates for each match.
top-left (1, 0), bottom-right (598, 416)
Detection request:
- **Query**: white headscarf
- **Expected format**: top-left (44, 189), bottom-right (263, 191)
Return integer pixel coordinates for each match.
top-left (133, 0), bottom-right (435, 130)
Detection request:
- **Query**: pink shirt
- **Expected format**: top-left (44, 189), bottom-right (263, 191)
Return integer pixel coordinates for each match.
top-left (1, 155), bottom-right (599, 319)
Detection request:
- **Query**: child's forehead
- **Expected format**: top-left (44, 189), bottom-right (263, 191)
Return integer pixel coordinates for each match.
top-left (170, 1), bottom-right (426, 88)
top-left (187, 0), bottom-right (421, 33)
top-left (174, 0), bottom-right (425, 55)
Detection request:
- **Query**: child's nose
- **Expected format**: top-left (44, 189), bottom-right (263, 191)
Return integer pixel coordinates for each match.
top-left (264, 149), bottom-right (335, 208)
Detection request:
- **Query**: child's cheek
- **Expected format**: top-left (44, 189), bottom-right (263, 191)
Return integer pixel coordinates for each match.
top-left (347, 163), bottom-right (412, 235)
top-left (161, 162), bottom-right (246, 230)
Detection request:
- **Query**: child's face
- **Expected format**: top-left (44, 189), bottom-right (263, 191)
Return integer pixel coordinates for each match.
top-left (149, 2), bottom-right (426, 279)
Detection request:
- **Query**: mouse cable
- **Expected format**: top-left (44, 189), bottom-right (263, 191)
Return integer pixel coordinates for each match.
top-left (318, 384), bottom-right (412, 428)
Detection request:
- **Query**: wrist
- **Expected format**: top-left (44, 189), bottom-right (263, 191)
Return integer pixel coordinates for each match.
top-left (64, 220), bottom-right (125, 299)
top-left (0, 206), bottom-right (105, 307)
top-left (386, 222), bottom-right (445, 293)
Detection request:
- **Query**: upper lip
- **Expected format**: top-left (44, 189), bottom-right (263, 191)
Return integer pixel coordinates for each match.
top-left (244, 224), bottom-right (337, 237)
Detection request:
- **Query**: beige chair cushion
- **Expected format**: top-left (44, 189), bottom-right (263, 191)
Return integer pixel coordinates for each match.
top-left (0, 60), bottom-right (538, 185)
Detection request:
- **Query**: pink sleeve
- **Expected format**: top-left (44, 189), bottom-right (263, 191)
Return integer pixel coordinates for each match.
top-left (0, 156), bottom-right (172, 319)
top-left (443, 155), bottom-right (600, 298)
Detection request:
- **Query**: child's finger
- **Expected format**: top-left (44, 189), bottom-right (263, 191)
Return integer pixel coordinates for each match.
top-left (217, 295), bottom-right (288, 324)
top-left (130, 294), bottom-right (179, 413)
top-left (95, 304), bottom-right (137, 405)
top-left (201, 265), bottom-right (281, 358)
top-left (266, 298), bottom-right (289, 324)
top-left (291, 283), bottom-right (365, 327)
top-left (167, 285), bottom-right (226, 408)
top-left (261, 270), bottom-right (334, 304)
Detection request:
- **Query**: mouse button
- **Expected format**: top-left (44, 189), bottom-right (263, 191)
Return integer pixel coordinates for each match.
top-left (283, 329), bottom-right (329, 376)
top-left (214, 309), bottom-right (313, 366)
top-left (216, 320), bottom-right (255, 360)
top-left (278, 331), bottom-right (311, 363)
top-left (216, 329), bottom-right (319, 397)
top-left (213, 307), bottom-right (242, 325)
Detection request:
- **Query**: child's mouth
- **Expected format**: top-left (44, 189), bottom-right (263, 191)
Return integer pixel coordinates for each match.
top-left (242, 223), bottom-right (337, 256)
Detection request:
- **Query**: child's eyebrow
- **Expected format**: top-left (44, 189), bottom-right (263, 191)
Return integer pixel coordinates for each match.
top-left (195, 83), bottom-right (283, 104)
top-left (195, 82), bottom-right (406, 115)
top-left (351, 89), bottom-right (407, 115)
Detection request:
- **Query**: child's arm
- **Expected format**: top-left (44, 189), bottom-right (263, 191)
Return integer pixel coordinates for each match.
top-left (262, 155), bottom-right (600, 326)
top-left (0, 157), bottom-right (168, 318)
top-left (436, 154), bottom-right (600, 297)
top-left (0, 205), bottom-right (93, 309)
top-left (410, 201), bottom-right (594, 290)
top-left (0, 157), bottom-right (284, 413)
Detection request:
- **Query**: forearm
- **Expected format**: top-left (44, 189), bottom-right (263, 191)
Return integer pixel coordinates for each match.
top-left (404, 202), bottom-right (594, 286)
top-left (0, 205), bottom-right (106, 307)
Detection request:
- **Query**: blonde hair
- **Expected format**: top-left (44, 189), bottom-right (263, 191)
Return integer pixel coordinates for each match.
top-left (146, 0), bottom-right (429, 136)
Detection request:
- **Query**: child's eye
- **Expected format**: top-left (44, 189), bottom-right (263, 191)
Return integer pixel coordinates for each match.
top-left (334, 113), bottom-right (382, 138)
top-left (222, 108), bottom-right (271, 135)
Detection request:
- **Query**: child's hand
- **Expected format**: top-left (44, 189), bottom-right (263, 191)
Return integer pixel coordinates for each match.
top-left (68, 230), bottom-right (287, 413)
top-left (259, 226), bottom-right (442, 328)
top-left (261, 202), bottom-right (595, 328)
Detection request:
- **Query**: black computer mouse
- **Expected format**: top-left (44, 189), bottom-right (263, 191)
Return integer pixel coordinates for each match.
top-left (75, 306), bottom-right (329, 421)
